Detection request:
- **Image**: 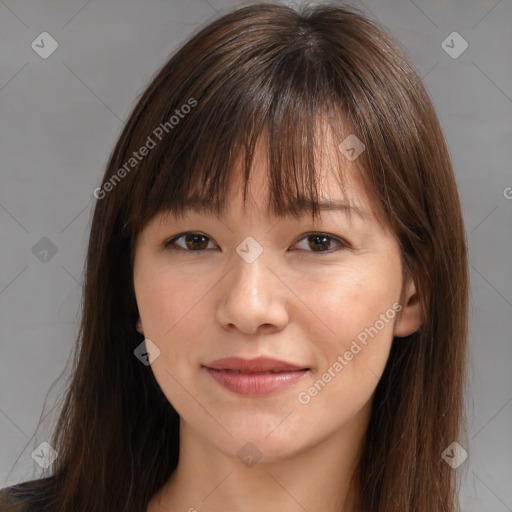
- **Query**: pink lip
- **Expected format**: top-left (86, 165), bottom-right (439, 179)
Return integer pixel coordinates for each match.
top-left (203, 357), bottom-right (310, 396)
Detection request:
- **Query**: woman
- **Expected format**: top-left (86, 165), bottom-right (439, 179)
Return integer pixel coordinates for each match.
top-left (0, 2), bottom-right (469, 511)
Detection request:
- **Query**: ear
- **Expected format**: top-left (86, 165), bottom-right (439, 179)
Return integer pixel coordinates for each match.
top-left (394, 277), bottom-right (423, 338)
top-left (135, 317), bottom-right (144, 335)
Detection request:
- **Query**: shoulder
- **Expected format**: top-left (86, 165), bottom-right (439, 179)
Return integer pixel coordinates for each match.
top-left (0, 477), bottom-right (55, 512)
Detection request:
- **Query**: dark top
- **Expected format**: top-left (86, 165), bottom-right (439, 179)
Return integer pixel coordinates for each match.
top-left (0, 477), bottom-right (54, 512)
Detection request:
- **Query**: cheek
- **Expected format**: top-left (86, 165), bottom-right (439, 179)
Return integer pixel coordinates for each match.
top-left (134, 261), bottom-right (221, 376)
top-left (303, 260), bottom-right (401, 384)
top-left (293, 281), bottom-right (399, 433)
top-left (133, 265), bottom-right (209, 415)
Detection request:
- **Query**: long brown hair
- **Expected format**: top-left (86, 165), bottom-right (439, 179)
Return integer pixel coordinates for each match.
top-left (10, 2), bottom-right (468, 511)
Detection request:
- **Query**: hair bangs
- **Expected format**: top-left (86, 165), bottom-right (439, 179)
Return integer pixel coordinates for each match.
top-left (125, 30), bottom-right (363, 247)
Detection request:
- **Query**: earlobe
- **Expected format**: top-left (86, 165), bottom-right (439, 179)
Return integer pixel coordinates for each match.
top-left (135, 317), bottom-right (144, 335)
top-left (394, 278), bottom-right (423, 338)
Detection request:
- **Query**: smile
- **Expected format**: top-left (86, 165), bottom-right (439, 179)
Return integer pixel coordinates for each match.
top-left (203, 356), bottom-right (310, 396)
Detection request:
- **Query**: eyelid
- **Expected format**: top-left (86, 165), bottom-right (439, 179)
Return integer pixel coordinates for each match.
top-left (164, 232), bottom-right (233, 256)
top-left (164, 231), bottom-right (216, 250)
top-left (164, 231), bottom-right (352, 253)
top-left (292, 231), bottom-right (351, 252)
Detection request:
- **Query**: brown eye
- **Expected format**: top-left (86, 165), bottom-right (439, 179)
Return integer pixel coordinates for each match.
top-left (165, 232), bottom-right (215, 251)
top-left (292, 233), bottom-right (348, 254)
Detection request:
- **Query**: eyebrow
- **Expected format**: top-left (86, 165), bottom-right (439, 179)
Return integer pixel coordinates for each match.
top-left (175, 197), bottom-right (369, 221)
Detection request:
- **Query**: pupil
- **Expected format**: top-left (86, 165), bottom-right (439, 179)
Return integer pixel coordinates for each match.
top-left (187, 234), bottom-right (207, 250)
top-left (310, 235), bottom-right (328, 251)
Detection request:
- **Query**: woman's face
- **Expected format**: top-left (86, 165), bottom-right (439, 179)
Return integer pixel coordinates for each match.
top-left (133, 135), bottom-right (421, 463)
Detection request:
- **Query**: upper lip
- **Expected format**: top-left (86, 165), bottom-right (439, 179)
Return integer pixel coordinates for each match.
top-left (204, 356), bottom-right (309, 373)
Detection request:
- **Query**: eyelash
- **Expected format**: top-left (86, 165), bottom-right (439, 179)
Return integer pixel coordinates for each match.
top-left (163, 231), bottom-right (351, 255)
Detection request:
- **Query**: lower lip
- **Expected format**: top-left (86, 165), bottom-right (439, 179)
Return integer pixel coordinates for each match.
top-left (205, 367), bottom-right (309, 396)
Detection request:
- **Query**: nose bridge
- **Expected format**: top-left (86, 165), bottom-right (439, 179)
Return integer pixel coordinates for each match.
top-left (231, 233), bottom-right (271, 298)
top-left (216, 234), bottom-right (288, 334)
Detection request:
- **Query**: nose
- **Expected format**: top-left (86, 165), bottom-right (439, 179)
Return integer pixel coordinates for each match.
top-left (215, 245), bottom-right (289, 336)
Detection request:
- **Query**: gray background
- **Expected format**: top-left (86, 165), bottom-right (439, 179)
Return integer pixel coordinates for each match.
top-left (0, 0), bottom-right (511, 510)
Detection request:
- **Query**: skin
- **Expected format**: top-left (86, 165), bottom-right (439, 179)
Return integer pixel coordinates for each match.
top-left (135, 133), bottom-right (423, 512)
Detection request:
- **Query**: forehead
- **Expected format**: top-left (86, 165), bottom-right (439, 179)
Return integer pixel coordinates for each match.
top-left (156, 163), bottom-right (373, 231)
top-left (180, 124), bottom-right (370, 218)
top-left (138, 114), bottom-right (384, 239)
top-left (169, 195), bottom-right (370, 224)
